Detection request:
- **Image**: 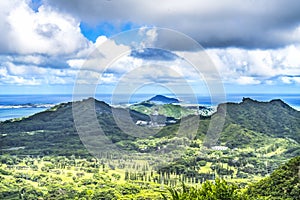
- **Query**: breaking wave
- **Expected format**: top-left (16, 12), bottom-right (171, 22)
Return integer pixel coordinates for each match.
top-left (0, 103), bottom-right (55, 109)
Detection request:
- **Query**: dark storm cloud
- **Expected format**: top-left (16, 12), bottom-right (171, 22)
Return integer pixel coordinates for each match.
top-left (46, 0), bottom-right (300, 49)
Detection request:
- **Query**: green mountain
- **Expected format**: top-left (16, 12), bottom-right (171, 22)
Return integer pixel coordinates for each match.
top-left (213, 98), bottom-right (300, 152)
top-left (129, 95), bottom-right (206, 119)
top-left (130, 102), bottom-right (197, 119)
top-left (0, 98), bottom-right (151, 156)
top-left (212, 98), bottom-right (300, 166)
top-left (161, 156), bottom-right (300, 200)
top-left (219, 98), bottom-right (300, 142)
top-left (132, 98), bottom-right (300, 183)
top-left (247, 156), bottom-right (300, 199)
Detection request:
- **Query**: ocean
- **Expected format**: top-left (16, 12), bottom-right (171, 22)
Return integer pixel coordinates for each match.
top-left (0, 94), bottom-right (299, 121)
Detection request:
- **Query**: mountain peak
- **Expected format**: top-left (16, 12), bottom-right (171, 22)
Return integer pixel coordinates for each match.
top-left (240, 97), bottom-right (293, 110)
top-left (270, 99), bottom-right (294, 110)
top-left (270, 98), bottom-right (286, 104)
top-left (242, 97), bottom-right (257, 102)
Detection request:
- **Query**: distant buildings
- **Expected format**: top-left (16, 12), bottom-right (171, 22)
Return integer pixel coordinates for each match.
top-left (135, 117), bottom-right (177, 127)
top-left (211, 146), bottom-right (228, 151)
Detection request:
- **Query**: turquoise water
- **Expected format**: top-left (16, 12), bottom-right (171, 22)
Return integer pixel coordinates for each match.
top-left (0, 94), bottom-right (299, 121)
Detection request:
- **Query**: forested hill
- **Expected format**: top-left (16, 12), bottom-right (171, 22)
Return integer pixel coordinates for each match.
top-left (247, 156), bottom-right (300, 199)
top-left (0, 98), bottom-right (151, 156)
top-left (217, 97), bottom-right (300, 142)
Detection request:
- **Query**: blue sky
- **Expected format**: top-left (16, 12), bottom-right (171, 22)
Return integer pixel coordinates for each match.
top-left (0, 0), bottom-right (300, 96)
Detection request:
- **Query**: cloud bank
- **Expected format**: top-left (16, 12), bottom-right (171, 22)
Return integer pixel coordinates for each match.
top-left (47, 0), bottom-right (300, 49)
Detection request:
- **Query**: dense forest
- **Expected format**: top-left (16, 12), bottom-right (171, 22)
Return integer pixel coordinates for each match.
top-left (0, 154), bottom-right (299, 199)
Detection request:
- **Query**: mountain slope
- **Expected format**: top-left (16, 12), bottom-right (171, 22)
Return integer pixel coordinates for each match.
top-left (0, 98), bottom-right (152, 155)
top-left (130, 103), bottom-right (197, 119)
top-left (247, 156), bottom-right (300, 199)
top-left (217, 98), bottom-right (300, 142)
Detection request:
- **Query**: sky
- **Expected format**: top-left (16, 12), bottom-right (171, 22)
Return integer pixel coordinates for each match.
top-left (0, 0), bottom-right (300, 96)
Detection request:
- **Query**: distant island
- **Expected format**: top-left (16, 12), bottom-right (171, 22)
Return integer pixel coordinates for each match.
top-left (129, 95), bottom-right (216, 121)
top-left (147, 95), bottom-right (180, 104)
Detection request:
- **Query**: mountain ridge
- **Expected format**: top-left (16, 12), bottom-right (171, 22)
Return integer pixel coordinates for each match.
top-left (215, 97), bottom-right (300, 142)
top-left (247, 155), bottom-right (300, 199)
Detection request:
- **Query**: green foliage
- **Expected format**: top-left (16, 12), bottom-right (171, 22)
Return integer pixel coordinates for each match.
top-left (130, 102), bottom-right (196, 119)
top-left (0, 155), bottom-right (163, 199)
top-left (247, 156), bottom-right (300, 200)
top-left (221, 98), bottom-right (300, 142)
top-left (0, 154), bottom-right (300, 199)
top-left (162, 179), bottom-right (247, 200)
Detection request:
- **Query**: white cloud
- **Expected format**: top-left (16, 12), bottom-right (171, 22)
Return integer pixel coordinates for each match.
top-left (0, 60), bottom-right (80, 85)
top-left (73, 35), bottom-right (131, 73)
top-left (67, 59), bottom-right (86, 69)
top-left (236, 76), bottom-right (261, 85)
top-left (0, 0), bottom-right (90, 55)
top-left (281, 76), bottom-right (300, 84)
top-left (206, 45), bottom-right (300, 84)
top-left (281, 76), bottom-right (293, 84)
top-left (0, 30), bottom-right (131, 86)
top-left (5, 62), bottom-right (47, 76)
top-left (277, 45), bottom-right (300, 70)
top-left (294, 77), bottom-right (300, 83)
top-left (265, 80), bottom-right (275, 85)
top-left (137, 27), bottom-right (158, 48)
top-left (0, 65), bottom-right (41, 85)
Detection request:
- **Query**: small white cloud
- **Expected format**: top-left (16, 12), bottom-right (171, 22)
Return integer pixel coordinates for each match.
top-left (265, 80), bottom-right (275, 85)
top-left (294, 77), bottom-right (300, 83)
top-left (236, 76), bottom-right (261, 85)
top-left (95, 36), bottom-right (108, 46)
top-left (281, 76), bottom-right (293, 84)
top-left (138, 27), bottom-right (158, 48)
top-left (100, 73), bottom-right (117, 84)
top-left (281, 76), bottom-right (300, 84)
top-left (67, 59), bottom-right (86, 69)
